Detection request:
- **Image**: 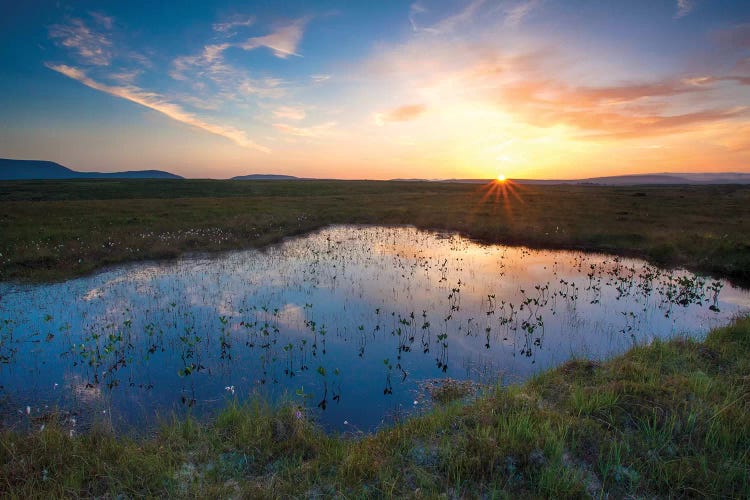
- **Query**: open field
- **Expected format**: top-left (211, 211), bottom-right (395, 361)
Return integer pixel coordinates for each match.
top-left (2, 317), bottom-right (748, 497)
top-left (1, 180), bottom-right (750, 285)
top-left (1, 180), bottom-right (749, 497)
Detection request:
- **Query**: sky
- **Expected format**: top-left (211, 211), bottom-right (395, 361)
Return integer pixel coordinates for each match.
top-left (1, 0), bottom-right (749, 180)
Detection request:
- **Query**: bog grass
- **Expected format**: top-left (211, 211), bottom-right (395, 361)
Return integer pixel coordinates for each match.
top-left (1, 179), bottom-right (749, 285)
top-left (1, 179), bottom-right (749, 497)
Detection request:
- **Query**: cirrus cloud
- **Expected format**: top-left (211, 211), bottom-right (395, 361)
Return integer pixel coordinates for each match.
top-left (49, 17), bottom-right (112, 66)
top-left (46, 63), bottom-right (270, 152)
top-left (240, 18), bottom-right (308, 58)
top-left (374, 104), bottom-right (427, 126)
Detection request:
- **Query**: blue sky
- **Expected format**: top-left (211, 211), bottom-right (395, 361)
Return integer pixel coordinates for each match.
top-left (1, 0), bottom-right (749, 179)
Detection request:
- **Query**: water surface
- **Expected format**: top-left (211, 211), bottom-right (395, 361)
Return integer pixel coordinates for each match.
top-left (1, 226), bottom-right (747, 433)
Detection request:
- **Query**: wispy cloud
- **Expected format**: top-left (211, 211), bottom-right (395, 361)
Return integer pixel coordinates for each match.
top-left (273, 106), bottom-right (306, 120)
top-left (46, 63), bottom-right (270, 152)
top-left (273, 121), bottom-right (336, 138)
top-left (374, 104), bottom-right (427, 125)
top-left (212, 15), bottom-right (255, 34)
top-left (170, 43), bottom-right (231, 81)
top-left (171, 42), bottom-right (286, 100)
top-left (363, 30), bottom-right (750, 141)
top-left (675, 0), bottom-right (694, 18)
top-left (409, 0), bottom-right (485, 35)
top-left (108, 68), bottom-right (142, 84)
top-left (504, 0), bottom-right (540, 27)
top-left (408, 3), bottom-right (428, 32)
top-left (169, 19), bottom-right (308, 103)
top-left (88, 12), bottom-right (113, 30)
top-left (49, 17), bottom-right (112, 66)
top-left (478, 66), bottom-right (748, 137)
top-left (311, 74), bottom-right (331, 83)
top-left (241, 18), bottom-right (308, 58)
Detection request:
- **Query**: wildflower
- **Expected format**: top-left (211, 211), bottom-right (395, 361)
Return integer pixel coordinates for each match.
top-left (26, 406), bottom-right (31, 415)
top-left (344, 420), bottom-right (349, 425)
top-left (225, 385), bottom-right (235, 395)
top-left (413, 400), bottom-right (418, 405)
top-left (295, 410), bottom-right (303, 420)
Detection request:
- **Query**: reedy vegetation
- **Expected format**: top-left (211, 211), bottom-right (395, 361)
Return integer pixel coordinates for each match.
top-left (1, 180), bottom-right (748, 497)
top-left (1, 180), bottom-right (749, 285)
top-left (2, 317), bottom-right (748, 497)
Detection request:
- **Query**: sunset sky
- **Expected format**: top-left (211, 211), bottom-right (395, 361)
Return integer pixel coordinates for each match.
top-left (1, 0), bottom-right (749, 179)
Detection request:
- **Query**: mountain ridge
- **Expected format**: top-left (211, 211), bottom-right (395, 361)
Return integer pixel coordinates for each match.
top-left (0, 159), bottom-right (183, 180)
top-left (2, 158), bottom-right (749, 185)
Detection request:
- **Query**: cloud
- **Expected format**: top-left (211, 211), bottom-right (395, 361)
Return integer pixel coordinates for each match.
top-left (49, 18), bottom-right (112, 66)
top-left (374, 104), bottom-right (427, 125)
top-left (675, 0), bottom-right (694, 18)
top-left (108, 68), bottom-right (142, 84)
top-left (46, 63), bottom-right (270, 152)
top-left (409, 0), bottom-right (486, 35)
top-left (504, 0), bottom-right (540, 27)
top-left (408, 3), bottom-right (429, 32)
top-left (171, 43), bottom-right (286, 99)
top-left (681, 75), bottom-right (750, 87)
top-left (171, 43), bottom-right (231, 80)
top-left (212, 15), bottom-right (255, 33)
top-left (273, 121), bottom-right (336, 137)
top-left (273, 106), bottom-right (306, 120)
top-left (311, 74), bottom-right (331, 83)
top-left (363, 32), bottom-right (750, 140)
top-left (240, 18), bottom-right (308, 58)
top-left (485, 72), bottom-right (748, 137)
top-left (89, 12), bottom-right (113, 30)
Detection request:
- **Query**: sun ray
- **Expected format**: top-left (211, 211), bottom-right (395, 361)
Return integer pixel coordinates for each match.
top-left (474, 177), bottom-right (526, 222)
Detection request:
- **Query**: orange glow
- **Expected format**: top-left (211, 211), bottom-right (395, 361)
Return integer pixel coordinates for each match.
top-left (497, 174), bottom-right (506, 182)
top-left (476, 178), bottom-right (525, 222)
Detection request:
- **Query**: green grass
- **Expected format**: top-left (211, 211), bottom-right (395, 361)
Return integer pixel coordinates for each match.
top-left (2, 317), bottom-right (748, 497)
top-left (1, 179), bottom-right (749, 497)
top-left (1, 180), bottom-right (749, 285)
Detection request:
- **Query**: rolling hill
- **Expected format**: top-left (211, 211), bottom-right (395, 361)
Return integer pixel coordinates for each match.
top-left (0, 159), bottom-right (183, 180)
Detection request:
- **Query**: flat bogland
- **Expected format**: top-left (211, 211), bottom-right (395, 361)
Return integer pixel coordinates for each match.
top-left (1, 179), bottom-right (748, 497)
top-left (1, 179), bottom-right (749, 285)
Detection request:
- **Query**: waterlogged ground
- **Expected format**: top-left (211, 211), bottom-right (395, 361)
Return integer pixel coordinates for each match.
top-left (1, 225), bottom-right (748, 434)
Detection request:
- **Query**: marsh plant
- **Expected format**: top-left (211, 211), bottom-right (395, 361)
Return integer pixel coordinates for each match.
top-left (0, 226), bottom-right (747, 433)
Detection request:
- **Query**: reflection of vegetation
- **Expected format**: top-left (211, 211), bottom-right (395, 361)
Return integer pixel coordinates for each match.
top-left (1, 180), bottom-right (749, 286)
top-left (419, 377), bottom-right (479, 404)
top-left (0, 225), bottom-right (743, 436)
top-left (2, 317), bottom-right (748, 497)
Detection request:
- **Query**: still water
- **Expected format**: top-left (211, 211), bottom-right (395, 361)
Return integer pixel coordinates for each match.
top-left (1, 226), bottom-right (748, 433)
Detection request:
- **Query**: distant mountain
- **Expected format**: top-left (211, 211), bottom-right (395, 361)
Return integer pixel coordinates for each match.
top-left (0, 159), bottom-right (183, 180)
top-left (543, 173), bottom-right (750, 185)
top-left (408, 173), bottom-right (750, 186)
top-left (231, 174), bottom-right (300, 180)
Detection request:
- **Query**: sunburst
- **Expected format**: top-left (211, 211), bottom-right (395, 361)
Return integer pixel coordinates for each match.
top-left (476, 176), bottom-right (525, 219)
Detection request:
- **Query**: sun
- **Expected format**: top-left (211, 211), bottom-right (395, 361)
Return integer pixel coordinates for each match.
top-left (497, 174), bottom-right (506, 182)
